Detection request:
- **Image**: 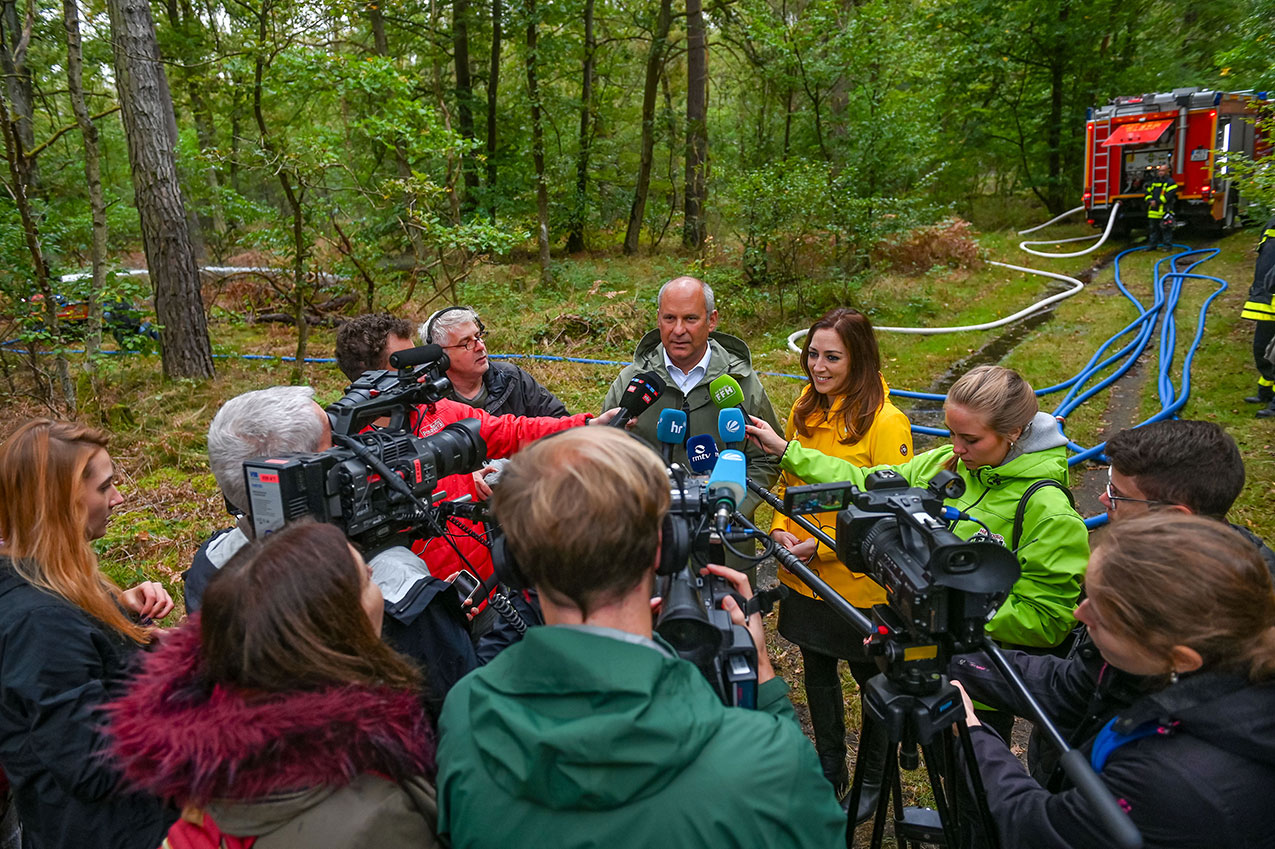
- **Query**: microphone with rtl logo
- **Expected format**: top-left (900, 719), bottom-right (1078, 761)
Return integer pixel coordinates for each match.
top-left (655, 409), bottom-right (689, 465)
top-left (717, 408), bottom-right (746, 450)
top-left (608, 371), bottom-right (666, 429)
top-left (685, 434), bottom-right (720, 475)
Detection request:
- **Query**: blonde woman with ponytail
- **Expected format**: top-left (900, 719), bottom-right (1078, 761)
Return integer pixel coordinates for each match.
top-left (0, 420), bottom-right (174, 849)
top-left (952, 513), bottom-right (1275, 849)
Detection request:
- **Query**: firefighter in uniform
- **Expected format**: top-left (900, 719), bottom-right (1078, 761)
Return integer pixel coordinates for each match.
top-left (1144, 164), bottom-right (1178, 251)
top-left (1242, 215), bottom-right (1275, 418)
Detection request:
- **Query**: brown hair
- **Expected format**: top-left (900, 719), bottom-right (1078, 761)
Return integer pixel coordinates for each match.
top-left (1104, 420), bottom-right (1245, 520)
top-left (491, 429), bottom-right (670, 616)
top-left (1092, 513), bottom-right (1275, 682)
top-left (0, 420), bottom-right (148, 644)
top-left (943, 365), bottom-right (1038, 472)
top-left (793, 308), bottom-right (885, 445)
top-left (201, 521), bottom-right (421, 692)
top-left (335, 313), bottom-right (415, 381)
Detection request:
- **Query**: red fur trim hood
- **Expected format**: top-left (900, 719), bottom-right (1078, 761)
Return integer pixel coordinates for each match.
top-left (104, 619), bottom-right (436, 805)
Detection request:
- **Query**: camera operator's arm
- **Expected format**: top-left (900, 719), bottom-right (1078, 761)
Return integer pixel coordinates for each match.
top-left (703, 564), bottom-right (775, 685)
top-left (951, 650), bottom-right (1101, 735)
top-left (434, 400), bottom-right (594, 458)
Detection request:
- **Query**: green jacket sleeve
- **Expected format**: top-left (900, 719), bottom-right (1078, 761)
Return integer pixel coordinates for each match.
top-left (985, 505), bottom-right (1088, 648)
top-left (781, 439), bottom-right (921, 487)
top-left (739, 374), bottom-right (783, 517)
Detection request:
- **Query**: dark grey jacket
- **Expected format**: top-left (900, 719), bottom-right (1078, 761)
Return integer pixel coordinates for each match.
top-left (461, 360), bottom-right (569, 418)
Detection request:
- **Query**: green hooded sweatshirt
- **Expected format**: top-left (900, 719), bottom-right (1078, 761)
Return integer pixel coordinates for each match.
top-left (436, 626), bottom-right (845, 849)
top-left (781, 411), bottom-right (1088, 648)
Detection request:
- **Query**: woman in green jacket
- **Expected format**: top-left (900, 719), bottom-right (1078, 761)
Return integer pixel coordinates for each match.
top-left (748, 365), bottom-right (1088, 737)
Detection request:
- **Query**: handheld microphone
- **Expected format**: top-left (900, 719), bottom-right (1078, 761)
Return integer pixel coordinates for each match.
top-left (656, 409), bottom-right (689, 465)
top-left (706, 449), bottom-right (747, 532)
top-left (717, 407), bottom-right (746, 449)
top-left (685, 434), bottom-right (719, 475)
top-left (708, 374), bottom-right (747, 414)
top-left (609, 371), bottom-right (666, 429)
top-left (389, 343), bottom-right (448, 370)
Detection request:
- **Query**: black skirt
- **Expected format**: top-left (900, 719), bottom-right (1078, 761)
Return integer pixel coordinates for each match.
top-left (777, 590), bottom-right (873, 662)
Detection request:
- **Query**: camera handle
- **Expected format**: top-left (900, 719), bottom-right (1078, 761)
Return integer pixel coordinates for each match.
top-left (982, 644), bottom-right (1142, 849)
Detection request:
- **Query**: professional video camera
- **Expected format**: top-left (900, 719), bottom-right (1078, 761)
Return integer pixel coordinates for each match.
top-left (243, 344), bottom-right (488, 553)
top-left (653, 454), bottom-right (779, 710)
top-left (784, 469), bottom-right (1019, 692)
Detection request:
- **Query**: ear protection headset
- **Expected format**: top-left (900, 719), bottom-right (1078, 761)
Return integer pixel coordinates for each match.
top-left (491, 511), bottom-right (692, 592)
top-left (424, 306), bottom-right (486, 345)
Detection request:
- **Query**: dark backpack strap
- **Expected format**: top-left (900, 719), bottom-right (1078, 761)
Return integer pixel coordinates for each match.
top-left (1012, 479), bottom-right (1076, 552)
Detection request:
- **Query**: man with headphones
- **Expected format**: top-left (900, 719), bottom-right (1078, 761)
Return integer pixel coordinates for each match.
top-left (422, 306), bottom-right (569, 417)
top-left (436, 428), bottom-right (844, 849)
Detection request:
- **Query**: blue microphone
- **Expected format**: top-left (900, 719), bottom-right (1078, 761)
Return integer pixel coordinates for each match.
top-left (706, 449), bottom-right (747, 531)
top-left (656, 409), bottom-right (689, 465)
top-left (718, 408), bottom-right (746, 449)
top-left (686, 434), bottom-right (719, 475)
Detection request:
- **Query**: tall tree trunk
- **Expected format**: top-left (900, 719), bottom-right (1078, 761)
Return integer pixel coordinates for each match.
top-left (623, 0), bottom-right (671, 255)
top-left (0, 0), bottom-right (38, 189)
top-left (1044, 0), bottom-right (1070, 214)
top-left (105, 0), bottom-right (215, 379)
top-left (0, 87), bottom-right (75, 410)
top-left (63, 0), bottom-right (109, 363)
top-left (566, 0), bottom-right (594, 253)
top-left (525, 0), bottom-right (550, 284)
top-left (485, 0), bottom-right (501, 221)
top-left (454, 0), bottom-right (479, 211)
top-left (682, 0), bottom-right (707, 249)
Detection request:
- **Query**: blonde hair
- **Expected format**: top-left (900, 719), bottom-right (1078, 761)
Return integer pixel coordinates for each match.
top-left (943, 365), bottom-right (1037, 472)
top-left (1092, 514), bottom-right (1275, 682)
top-left (491, 429), bottom-right (670, 616)
top-left (0, 420), bottom-right (148, 644)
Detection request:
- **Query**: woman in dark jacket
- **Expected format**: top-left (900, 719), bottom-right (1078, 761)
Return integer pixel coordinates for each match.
top-left (0, 420), bottom-right (175, 849)
top-left (953, 513), bottom-right (1275, 849)
top-left (105, 521), bottom-right (442, 849)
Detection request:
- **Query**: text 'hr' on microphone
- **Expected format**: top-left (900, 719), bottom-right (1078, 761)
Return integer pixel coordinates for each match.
top-left (686, 434), bottom-right (719, 475)
top-left (718, 408), bottom-right (746, 449)
top-left (608, 371), bottom-right (666, 428)
top-left (656, 409), bottom-right (689, 464)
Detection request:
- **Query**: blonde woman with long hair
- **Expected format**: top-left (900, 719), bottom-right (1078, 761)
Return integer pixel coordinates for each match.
top-left (0, 420), bottom-right (174, 849)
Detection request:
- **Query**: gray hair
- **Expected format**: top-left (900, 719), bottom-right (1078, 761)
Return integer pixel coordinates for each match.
top-left (420, 307), bottom-right (481, 346)
top-left (656, 277), bottom-right (716, 315)
top-left (208, 386), bottom-right (326, 513)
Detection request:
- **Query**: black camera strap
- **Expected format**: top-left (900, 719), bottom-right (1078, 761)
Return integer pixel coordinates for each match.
top-left (1011, 479), bottom-right (1076, 552)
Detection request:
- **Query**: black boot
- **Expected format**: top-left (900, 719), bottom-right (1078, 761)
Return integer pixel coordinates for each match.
top-left (1258, 400), bottom-right (1275, 419)
top-left (1247, 386), bottom-right (1275, 404)
top-left (806, 683), bottom-right (850, 797)
top-left (843, 715), bottom-right (888, 825)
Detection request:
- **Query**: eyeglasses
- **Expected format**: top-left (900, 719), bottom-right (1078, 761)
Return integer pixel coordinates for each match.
top-left (442, 330), bottom-right (486, 352)
top-left (1104, 468), bottom-right (1171, 510)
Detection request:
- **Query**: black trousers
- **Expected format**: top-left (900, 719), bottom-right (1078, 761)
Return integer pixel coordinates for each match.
top-left (1254, 320), bottom-right (1275, 386)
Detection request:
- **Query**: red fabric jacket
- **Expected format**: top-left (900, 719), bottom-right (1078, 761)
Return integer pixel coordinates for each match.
top-left (409, 399), bottom-right (591, 579)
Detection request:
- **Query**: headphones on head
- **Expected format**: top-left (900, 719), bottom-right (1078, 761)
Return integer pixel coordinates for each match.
top-left (491, 510), bottom-right (693, 592)
top-left (424, 306), bottom-right (486, 345)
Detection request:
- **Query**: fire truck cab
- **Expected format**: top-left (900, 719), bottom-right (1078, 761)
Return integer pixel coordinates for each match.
top-left (1083, 87), bottom-right (1269, 233)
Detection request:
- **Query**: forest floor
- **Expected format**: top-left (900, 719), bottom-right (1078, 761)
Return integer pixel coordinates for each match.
top-left (3, 217), bottom-right (1272, 846)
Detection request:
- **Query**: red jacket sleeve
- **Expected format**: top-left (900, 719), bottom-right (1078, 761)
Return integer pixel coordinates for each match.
top-left (415, 399), bottom-right (590, 459)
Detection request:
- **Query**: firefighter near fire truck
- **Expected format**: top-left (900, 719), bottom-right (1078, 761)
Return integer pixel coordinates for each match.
top-left (1242, 216), bottom-right (1275, 418)
top-left (1143, 164), bottom-right (1178, 250)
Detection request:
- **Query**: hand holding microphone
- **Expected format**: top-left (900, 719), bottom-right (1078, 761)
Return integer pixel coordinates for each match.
top-left (606, 371), bottom-right (666, 429)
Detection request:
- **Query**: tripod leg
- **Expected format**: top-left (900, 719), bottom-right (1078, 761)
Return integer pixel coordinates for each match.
top-left (918, 739), bottom-right (960, 849)
top-left (866, 742), bottom-right (900, 849)
top-left (955, 719), bottom-right (1001, 849)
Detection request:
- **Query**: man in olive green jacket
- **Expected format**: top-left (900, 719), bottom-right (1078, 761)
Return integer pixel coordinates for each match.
top-left (436, 429), bottom-right (844, 849)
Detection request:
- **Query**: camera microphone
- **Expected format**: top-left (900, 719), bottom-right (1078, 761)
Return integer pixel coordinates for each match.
top-left (708, 374), bottom-right (748, 416)
top-left (609, 371), bottom-right (666, 429)
top-left (685, 434), bottom-right (719, 475)
top-left (707, 449), bottom-right (747, 533)
top-left (389, 343), bottom-right (448, 370)
top-left (656, 409), bottom-right (689, 465)
top-left (717, 408), bottom-right (746, 449)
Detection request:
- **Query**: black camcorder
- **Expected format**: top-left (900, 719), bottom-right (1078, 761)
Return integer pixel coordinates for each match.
top-left (785, 469), bottom-right (1019, 693)
top-left (243, 345), bottom-right (488, 552)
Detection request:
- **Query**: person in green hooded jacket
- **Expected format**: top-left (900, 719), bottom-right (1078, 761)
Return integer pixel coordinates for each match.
top-left (746, 365), bottom-right (1088, 738)
top-left (436, 428), bottom-right (845, 849)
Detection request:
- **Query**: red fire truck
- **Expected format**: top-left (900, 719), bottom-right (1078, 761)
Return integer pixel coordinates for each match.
top-left (1083, 87), bottom-right (1269, 233)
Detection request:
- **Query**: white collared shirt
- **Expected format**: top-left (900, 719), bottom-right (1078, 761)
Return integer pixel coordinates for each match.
top-left (662, 345), bottom-right (712, 394)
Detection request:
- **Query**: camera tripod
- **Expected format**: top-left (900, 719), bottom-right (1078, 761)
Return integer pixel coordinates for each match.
top-left (844, 674), bottom-right (997, 849)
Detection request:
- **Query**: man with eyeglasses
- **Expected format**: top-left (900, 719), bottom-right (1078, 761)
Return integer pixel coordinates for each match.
top-left (421, 306), bottom-right (569, 418)
top-left (1102, 420), bottom-right (1274, 572)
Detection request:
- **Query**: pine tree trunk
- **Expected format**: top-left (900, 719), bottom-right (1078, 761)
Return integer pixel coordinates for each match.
top-left (105, 0), bottom-right (215, 379)
top-left (485, 0), bottom-right (501, 221)
top-left (623, 0), bottom-right (671, 255)
top-left (0, 0), bottom-right (38, 189)
top-left (682, 0), bottom-right (708, 250)
top-left (566, 0), bottom-right (594, 254)
top-left (526, 0), bottom-right (550, 283)
top-left (454, 0), bottom-right (479, 211)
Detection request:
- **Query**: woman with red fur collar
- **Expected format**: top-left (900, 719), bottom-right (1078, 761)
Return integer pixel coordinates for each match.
top-left (105, 522), bottom-right (441, 848)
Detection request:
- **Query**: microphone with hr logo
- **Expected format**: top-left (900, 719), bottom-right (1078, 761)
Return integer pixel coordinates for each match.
top-left (656, 409), bottom-right (689, 465)
top-left (608, 371), bottom-right (666, 429)
top-left (718, 408), bottom-right (746, 450)
top-left (685, 434), bottom-right (719, 475)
